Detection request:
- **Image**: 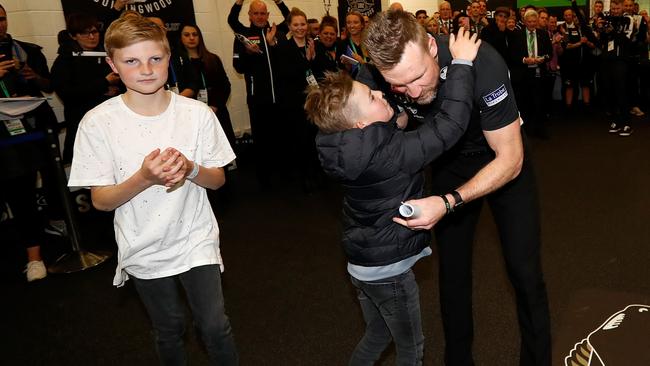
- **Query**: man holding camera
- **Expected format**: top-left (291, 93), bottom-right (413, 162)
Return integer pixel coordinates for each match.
top-left (596, 0), bottom-right (648, 136)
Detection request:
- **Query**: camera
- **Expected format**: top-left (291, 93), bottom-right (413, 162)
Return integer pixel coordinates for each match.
top-left (602, 15), bottom-right (632, 33)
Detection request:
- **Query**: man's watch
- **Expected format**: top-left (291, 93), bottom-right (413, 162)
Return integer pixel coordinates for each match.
top-left (450, 190), bottom-right (464, 210)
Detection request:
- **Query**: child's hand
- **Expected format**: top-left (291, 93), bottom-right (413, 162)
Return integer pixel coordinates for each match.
top-left (139, 148), bottom-right (182, 186)
top-left (449, 27), bottom-right (481, 62)
top-left (161, 148), bottom-right (192, 187)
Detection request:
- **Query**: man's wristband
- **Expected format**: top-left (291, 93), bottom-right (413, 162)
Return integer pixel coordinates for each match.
top-left (440, 194), bottom-right (453, 215)
top-left (187, 161), bottom-right (200, 180)
top-left (450, 190), bottom-right (464, 210)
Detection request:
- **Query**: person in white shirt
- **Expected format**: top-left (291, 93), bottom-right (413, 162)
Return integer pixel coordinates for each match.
top-left (68, 12), bottom-right (238, 365)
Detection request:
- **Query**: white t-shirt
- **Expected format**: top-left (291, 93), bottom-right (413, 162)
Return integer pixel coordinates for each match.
top-left (68, 92), bottom-right (235, 287)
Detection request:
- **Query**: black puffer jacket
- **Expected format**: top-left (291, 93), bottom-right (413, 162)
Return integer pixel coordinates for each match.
top-left (317, 64), bottom-right (475, 266)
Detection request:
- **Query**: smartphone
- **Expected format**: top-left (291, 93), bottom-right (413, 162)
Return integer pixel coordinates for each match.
top-left (340, 54), bottom-right (360, 65)
top-left (0, 40), bottom-right (11, 62)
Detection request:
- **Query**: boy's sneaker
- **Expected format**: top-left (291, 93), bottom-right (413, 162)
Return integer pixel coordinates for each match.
top-left (25, 261), bottom-right (47, 282)
top-left (630, 107), bottom-right (645, 116)
top-left (608, 123), bottom-right (621, 133)
top-left (619, 126), bottom-right (633, 137)
top-left (44, 220), bottom-right (67, 237)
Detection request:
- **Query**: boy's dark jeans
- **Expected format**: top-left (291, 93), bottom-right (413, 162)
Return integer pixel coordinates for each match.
top-left (349, 269), bottom-right (424, 366)
top-left (132, 264), bottom-right (238, 366)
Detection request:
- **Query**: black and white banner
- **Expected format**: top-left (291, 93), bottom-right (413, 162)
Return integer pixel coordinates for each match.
top-left (60, 0), bottom-right (196, 34)
top-left (338, 0), bottom-right (382, 29)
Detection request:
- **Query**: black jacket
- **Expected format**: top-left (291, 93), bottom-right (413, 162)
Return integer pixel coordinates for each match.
top-left (508, 28), bottom-right (553, 83)
top-left (228, 1), bottom-right (289, 104)
top-left (316, 64), bottom-right (474, 266)
top-left (50, 31), bottom-right (114, 128)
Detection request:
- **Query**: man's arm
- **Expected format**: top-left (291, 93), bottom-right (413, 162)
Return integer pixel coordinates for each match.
top-left (393, 118), bottom-right (522, 230)
top-left (454, 119), bottom-right (523, 202)
top-left (227, 0), bottom-right (248, 35)
top-left (275, 0), bottom-right (291, 33)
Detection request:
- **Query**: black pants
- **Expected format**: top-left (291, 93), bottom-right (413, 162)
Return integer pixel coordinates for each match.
top-left (430, 154), bottom-right (551, 366)
top-left (131, 265), bottom-right (238, 366)
top-left (247, 100), bottom-right (283, 187)
top-left (600, 58), bottom-right (629, 125)
top-left (515, 70), bottom-right (548, 137)
top-left (0, 172), bottom-right (43, 249)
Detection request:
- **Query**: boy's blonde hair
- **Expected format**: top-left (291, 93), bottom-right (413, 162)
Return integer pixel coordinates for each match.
top-left (304, 72), bottom-right (357, 134)
top-left (104, 11), bottom-right (170, 58)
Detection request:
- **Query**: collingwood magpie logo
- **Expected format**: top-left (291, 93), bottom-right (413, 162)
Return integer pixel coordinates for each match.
top-left (565, 304), bottom-right (650, 366)
top-left (440, 66), bottom-right (448, 80)
top-left (347, 0), bottom-right (376, 16)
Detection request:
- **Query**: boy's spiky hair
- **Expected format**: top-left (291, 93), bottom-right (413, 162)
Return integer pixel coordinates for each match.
top-left (304, 71), bottom-right (357, 134)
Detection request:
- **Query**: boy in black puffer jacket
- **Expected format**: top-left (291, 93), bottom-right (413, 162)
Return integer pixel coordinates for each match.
top-left (304, 31), bottom-right (479, 365)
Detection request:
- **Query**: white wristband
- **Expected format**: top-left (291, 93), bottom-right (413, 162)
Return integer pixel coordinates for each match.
top-left (451, 59), bottom-right (473, 66)
top-left (187, 161), bottom-right (200, 180)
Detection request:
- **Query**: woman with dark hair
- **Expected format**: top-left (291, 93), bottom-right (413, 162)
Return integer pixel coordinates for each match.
top-left (51, 13), bottom-right (121, 163)
top-left (179, 24), bottom-right (236, 148)
top-left (312, 15), bottom-right (340, 79)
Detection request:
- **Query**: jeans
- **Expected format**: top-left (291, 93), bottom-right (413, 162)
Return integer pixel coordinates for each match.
top-left (131, 264), bottom-right (238, 366)
top-left (349, 269), bottom-right (424, 366)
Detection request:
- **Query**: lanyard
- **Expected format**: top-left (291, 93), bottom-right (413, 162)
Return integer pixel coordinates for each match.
top-left (527, 31), bottom-right (536, 56)
top-left (348, 40), bottom-right (367, 62)
top-left (0, 80), bottom-right (10, 97)
top-left (200, 71), bottom-right (207, 89)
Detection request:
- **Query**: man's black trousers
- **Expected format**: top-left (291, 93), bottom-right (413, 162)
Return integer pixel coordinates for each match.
top-left (430, 151), bottom-right (551, 366)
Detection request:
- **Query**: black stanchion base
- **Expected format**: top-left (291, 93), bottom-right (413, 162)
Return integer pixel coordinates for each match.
top-left (48, 250), bottom-right (112, 274)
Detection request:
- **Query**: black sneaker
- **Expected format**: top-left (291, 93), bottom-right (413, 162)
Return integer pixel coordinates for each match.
top-left (608, 123), bottom-right (621, 133)
top-left (618, 125), bottom-right (633, 137)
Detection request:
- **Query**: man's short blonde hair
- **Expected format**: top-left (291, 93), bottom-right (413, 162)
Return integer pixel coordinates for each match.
top-left (364, 10), bottom-right (429, 71)
top-left (104, 11), bottom-right (170, 58)
top-left (304, 72), bottom-right (357, 134)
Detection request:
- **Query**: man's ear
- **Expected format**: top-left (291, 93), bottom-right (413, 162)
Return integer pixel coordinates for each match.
top-left (105, 56), bottom-right (119, 74)
top-left (428, 36), bottom-right (438, 59)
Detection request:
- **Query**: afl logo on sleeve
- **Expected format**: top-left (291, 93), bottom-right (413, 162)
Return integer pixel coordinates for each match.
top-left (482, 84), bottom-right (508, 107)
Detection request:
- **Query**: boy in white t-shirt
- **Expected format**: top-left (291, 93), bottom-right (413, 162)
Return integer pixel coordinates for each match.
top-left (68, 12), bottom-right (238, 365)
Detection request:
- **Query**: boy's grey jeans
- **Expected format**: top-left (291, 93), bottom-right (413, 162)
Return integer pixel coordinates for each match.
top-left (349, 269), bottom-right (424, 366)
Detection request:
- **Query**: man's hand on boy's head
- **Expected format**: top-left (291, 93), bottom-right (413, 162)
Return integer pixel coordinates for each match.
top-left (449, 26), bottom-right (481, 62)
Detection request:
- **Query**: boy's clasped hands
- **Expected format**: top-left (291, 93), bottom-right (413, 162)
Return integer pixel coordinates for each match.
top-left (139, 147), bottom-right (192, 188)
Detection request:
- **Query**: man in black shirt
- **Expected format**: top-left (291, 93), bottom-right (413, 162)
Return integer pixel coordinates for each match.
top-left (364, 10), bottom-right (551, 366)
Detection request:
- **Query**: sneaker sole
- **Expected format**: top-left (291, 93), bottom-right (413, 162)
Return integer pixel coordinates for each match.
top-left (44, 228), bottom-right (66, 236)
top-left (619, 133), bottom-right (632, 137)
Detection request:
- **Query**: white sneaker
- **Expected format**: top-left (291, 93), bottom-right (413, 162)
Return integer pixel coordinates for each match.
top-left (25, 260), bottom-right (47, 282)
top-left (618, 125), bottom-right (633, 137)
top-left (608, 123), bottom-right (620, 133)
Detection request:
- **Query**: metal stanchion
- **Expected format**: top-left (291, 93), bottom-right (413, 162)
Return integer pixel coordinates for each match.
top-left (45, 127), bottom-right (111, 274)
